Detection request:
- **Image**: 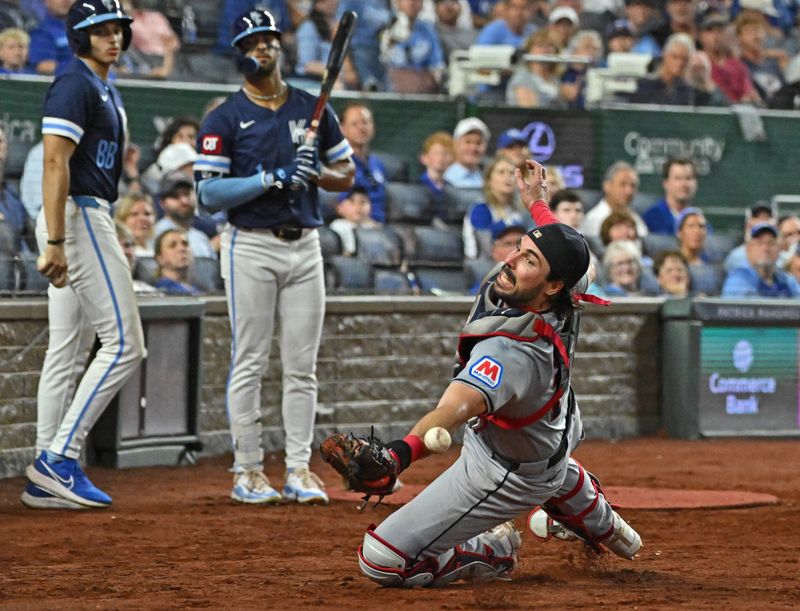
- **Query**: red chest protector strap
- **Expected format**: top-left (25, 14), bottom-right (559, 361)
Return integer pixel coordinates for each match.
top-left (483, 318), bottom-right (570, 430)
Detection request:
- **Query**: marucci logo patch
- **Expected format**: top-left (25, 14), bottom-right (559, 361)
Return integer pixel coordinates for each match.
top-left (469, 357), bottom-right (503, 388)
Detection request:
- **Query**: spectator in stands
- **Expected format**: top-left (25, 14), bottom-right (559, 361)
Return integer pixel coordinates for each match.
top-left (736, 11), bottom-right (785, 103)
top-left (433, 0), bottom-right (476, 62)
top-left (337, 0), bottom-right (392, 90)
top-left (381, 0), bottom-right (446, 93)
top-left (560, 29), bottom-right (603, 109)
top-left (19, 140), bottom-right (42, 219)
top-left (114, 192), bottom-right (156, 256)
top-left (724, 203), bottom-right (775, 273)
top-left (329, 185), bottom-right (378, 256)
top-left (476, 0), bottom-right (535, 47)
top-left (115, 220), bottom-right (158, 293)
top-left (651, 0), bottom-right (699, 49)
top-left (0, 27), bottom-right (32, 74)
top-left (653, 249), bottom-right (690, 297)
top-left (153, 229), bottom-right (200, 295)
top-left (546, 5), bottom-right (579, 51)
top-left (698, 11), bottom-right (761, 104)
top-left (686, 49), bottom-right (732, 107)
top-left (623, 0), bottom-right (661, 56)
top-left (605, 19), bottom-right (635, 55)
top-left (0, 125), bottom-right (34, 253)
top-left (443, 117), bottom-right (489, 189)
top-left (581, 161), bottom-right (647, 238)
top-left (778, 214), bottom-right (800, 266)
top-left (601, 239), bottom-right (647, 296)
top-left (628, 33), bottom-right (711, 106)
top-left (120, 0), bottom-right (180, 79)
top-left (462, 155), bottom-right (530, 259)
top-left (154, 172), bottom-right (216, 259)
top-left (153, 117), bottom-right (200, 160)
top-left (469, 0), bottom-right (499, 28)
top-left (784, 245), bottom-right (800, 285)
top-left (506, 29), bottom-right (562, 107)
top-left (340, 102), bottom-right (387, 223)
top-left (296, 0), bottom-right (357, 88)
top-left (494, 128), bottom-right (528, 168)
top-left (141, 142), bottom-right (197, 198)
top-left (643, 156), bottom-right (698, 235)
top-left (675, 206), bottom-right (722, 294)
top-left (418, 130), bottom-right (454, 219)
top-left (548, 189), bottom-right (584, 230)
top-left (27, 0), bottom-right (71, 75)
top-left (600, 210), bottom-right (638, 247)
top-left (722, 222), bottom-right (799, 297)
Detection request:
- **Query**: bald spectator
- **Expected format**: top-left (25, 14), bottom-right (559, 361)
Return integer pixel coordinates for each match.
top-left (722, 223), bottom-right (799, 298)
top-left (340, 103), bottom-right (387, 223)
top-left (581, 161), bottom-right (647, 238)
top-left (27, 0), bottom-right (71, 75)
top-left (0, 26), bottom-right (33, 74)
top-left (443, 117), bottom-right (490, 189)
top-left (643, 156), bottom-right (698, 235)
top-left (724, 204), bottom-right (775, 273)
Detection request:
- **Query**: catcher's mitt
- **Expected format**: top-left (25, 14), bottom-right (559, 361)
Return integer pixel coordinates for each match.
top-left (320, 431), bottom-right (399, 505)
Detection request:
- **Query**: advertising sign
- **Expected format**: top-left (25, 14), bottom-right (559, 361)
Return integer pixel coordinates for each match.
top-left (699, 326), bottom-right (799, 434)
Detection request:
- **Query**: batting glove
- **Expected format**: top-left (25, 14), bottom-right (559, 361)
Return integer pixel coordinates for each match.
top-left (295, 144), bottom-right (321, 179)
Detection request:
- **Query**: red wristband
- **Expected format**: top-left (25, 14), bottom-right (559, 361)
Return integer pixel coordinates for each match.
top-left (403, 434), bottom-right (425, 462)
top-left (529, 199), bottom-right (558, 226)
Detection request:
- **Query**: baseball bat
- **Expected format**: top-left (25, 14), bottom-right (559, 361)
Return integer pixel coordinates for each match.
top-left (303, 10), bottom-right (357, 146)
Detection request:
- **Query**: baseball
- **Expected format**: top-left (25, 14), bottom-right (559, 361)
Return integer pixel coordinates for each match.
top-left (36, 256), bottom-right (47, 271)
top-left (424, 427), bottom-right (451, 454)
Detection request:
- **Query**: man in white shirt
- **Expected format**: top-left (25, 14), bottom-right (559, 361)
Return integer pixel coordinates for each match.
top-left (443, 117), bottom-right (490, 189)
top-left (581, 161), bottom-right (648, 238)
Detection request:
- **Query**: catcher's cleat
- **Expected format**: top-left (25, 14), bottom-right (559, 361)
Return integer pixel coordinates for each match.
top-left (528, 507), bottom-right (581, 542)
top-left (603, 511), bottom-right (642, 560)
top-left (283, 468), bottom-right (329, 505)
top-left (231, 469), bottom-right (282, 504)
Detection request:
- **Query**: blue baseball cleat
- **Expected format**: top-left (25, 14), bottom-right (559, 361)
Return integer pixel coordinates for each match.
top-left (26, 453), bottom-right (112, 508)
top-left (20, 481), bottom-right (86, 510)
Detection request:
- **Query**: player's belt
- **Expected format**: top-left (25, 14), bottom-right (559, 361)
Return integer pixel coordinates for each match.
top-left (271, 226), bottom-right (305, 241)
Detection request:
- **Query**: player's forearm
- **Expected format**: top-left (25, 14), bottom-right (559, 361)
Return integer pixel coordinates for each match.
top-left (316, 159), bottom-right (355, 192)
top-left (197, 171), bottom-right (283, 211)
top-left (409, 382), bottom-right (487, 439)
top-left (41, 155), bottom-right (70, 240)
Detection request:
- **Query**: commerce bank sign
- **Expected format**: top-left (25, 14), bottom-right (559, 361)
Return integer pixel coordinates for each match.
top-left (623, 132), bottom-right (726, 176)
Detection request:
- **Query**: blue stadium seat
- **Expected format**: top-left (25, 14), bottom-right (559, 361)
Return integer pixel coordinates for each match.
top-left (411, 266), bottom-right (471, 294)
top-left (690, 263), bottom-right (724, 296)
top-left (442, 185), bottom-right (483, 225)
top-left (0, 220), bottom-right (18, 255)
top-left (373, 268), bottom-right (413, 294)
top-left (411, 226), bottom-right (463, 265)
top-left (705, 233), bottom-right (739, 264)
top-left (355, 227), bottom-right (403, 266)
top-left (318, 225), bottom-right (343, 258)
top-left (329, 255), bottom-right (373, 291)
top-left (190, 256), bottom-right (223, 293)
top-left (0, 254), bottom-right (16, 291)
top-left (642, 233), bottom-right (679, 258)
top-left (373, 151), bottom-right (410, 183)
top-left (134, 257), bottom-right (158, 285)
top-left (464, 258), bottom-right (494, 287)
top-left (385, 182), bottom-right (435, 224)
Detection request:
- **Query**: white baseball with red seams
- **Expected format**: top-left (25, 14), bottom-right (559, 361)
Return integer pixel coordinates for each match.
top-left (423, 427), bottom-right (451, 454)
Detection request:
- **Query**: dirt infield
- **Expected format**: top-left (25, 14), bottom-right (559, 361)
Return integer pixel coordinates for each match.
top-left (1, 437), bottom-right (798, 609)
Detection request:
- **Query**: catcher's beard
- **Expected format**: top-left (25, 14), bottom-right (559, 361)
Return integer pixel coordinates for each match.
top-left (493, 265), bottom-right (550, 309)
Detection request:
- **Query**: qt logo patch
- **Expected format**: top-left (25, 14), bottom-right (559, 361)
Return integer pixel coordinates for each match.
top-left (469, 357), bottom-right (503, 388)
top-left (201, 135), bottom-right (222, 154)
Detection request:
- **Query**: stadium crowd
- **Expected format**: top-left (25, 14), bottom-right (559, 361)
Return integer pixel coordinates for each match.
top-left (1, 0), bottom-right (799, 297)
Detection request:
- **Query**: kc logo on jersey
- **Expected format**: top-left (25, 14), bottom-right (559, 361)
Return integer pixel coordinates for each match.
top-left (469, 357), bottom-right (503, 389)
top-left (289, 119), bottom-right (308, 145)
top-left (201, 135), bottom-right (222, 154)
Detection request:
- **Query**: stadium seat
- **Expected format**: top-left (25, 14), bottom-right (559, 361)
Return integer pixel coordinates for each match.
top-left (411, 226), bottom-right (463, 265)
top-left (575, 188), bottom-right (603, 212)
top-left (464, 257), bottom-right (494, 287)
top-left (385, 182), bottom-right (435, 224)
top-left (18, 253), bottom-right (49, 292)
top-left (690, 263), bottom-right (724, 296)
top-left (329, 255), bottom-right (373, 291)
top-left (705, 233), bottom-right (739, 264)
top-left (355, 227), bottom-right (404, 266)
top-left (642, 233), bottom-right (679, 258)
top-left (373, 150), bottom-right (410, 183)
top-left (584, 235), bottom-right (606, 259)
top-left (134, 257), bottom-right (159, 285)
top-left (442, 185), bottom-right (483, 225)
top-left (631, 192), bottom-right (660, 214)
top-left (0, 254), bottom-right (16, 291)
top-left (191, 256), bottom-right (223, 293)
top-left (319, 189), bottom-right (341, 224)
top-left (411, 266), bottom-right (471, 294)
top-left (318, 226), bottom-right (343, 258)
top-left (373, 268), bottom-right (413, 294)
top-left (5, 141), bottom-right (33, 180)
top-left (0, 220), bottom-right (18, 255)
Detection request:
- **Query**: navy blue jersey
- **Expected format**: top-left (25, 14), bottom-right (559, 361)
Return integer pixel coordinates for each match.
top-left (41, 59), bottom-right (127, 203)
top-left (194, 87), bottom-right (352, 229)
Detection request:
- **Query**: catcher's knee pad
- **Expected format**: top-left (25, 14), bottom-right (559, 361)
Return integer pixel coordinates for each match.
top-left (358, 527), bottom-right (436, 588)
top-left (434, 521), bottom-right (522, 587)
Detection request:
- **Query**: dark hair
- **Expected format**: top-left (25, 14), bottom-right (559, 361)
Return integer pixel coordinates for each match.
top-left (156, 117), bottom-right (200, 156)
top-left (545, 270), bottom-right (578, 318)
top-left (309, 7), bottom-right (332, 41)
top-left (662, 156), bottom-right (695, 179)
top-left (548, 189), bottom-right (583, 212)
top-left (652, 249), bottom-right (688, 277)
top-left (154, 229), bottom-right (186, 279)
top-left (599, 210), bottom-right (637, 245)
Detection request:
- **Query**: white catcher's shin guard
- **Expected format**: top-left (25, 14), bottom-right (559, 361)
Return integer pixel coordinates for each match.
top-left (359, 528), bottom-right (437, 588)
top-left (602, 511), bottom-right (642, 560)
top-left (433, 520), bottom-right (522, 587)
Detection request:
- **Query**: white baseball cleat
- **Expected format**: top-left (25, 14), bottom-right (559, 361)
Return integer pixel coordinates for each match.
top-left (231, 469), bottom-right (282, 504)
top-left (603, 511), bottom-right (642, 560)
top-left (528, 508), bottom-right (580, 542)
top-left (283, 468), bottom-right (329, 505)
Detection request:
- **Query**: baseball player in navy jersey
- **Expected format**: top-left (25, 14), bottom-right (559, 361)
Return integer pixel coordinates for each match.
top-left (194, 9), bottom-right (354, 505)
top-left (21, 0), bottom-right (145, 510)
top-left (355, 160), bottom-right (642, 587)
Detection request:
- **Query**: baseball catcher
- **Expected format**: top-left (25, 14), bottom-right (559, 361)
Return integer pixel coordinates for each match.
top-left (320, 159), bottom-right (642, 588)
